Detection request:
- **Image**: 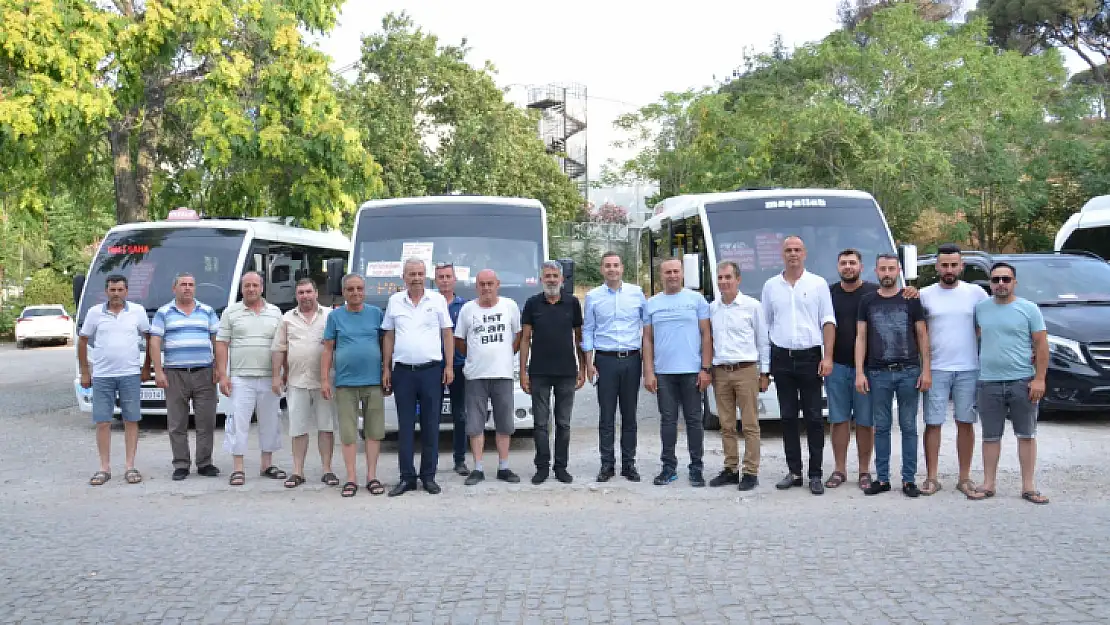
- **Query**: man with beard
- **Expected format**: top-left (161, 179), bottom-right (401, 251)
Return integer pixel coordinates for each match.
top-left (520, 261), bottom-right (585, 484)
top-left (919, 244), bottom-right (988, 497)
top-left (969, 263), bottom-right (1049, 504)
top-left (855, 254), bottom-right (931, 497)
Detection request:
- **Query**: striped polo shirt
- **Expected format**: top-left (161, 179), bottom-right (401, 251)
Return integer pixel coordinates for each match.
top-left (150, 300), bottom-right (220, 369)
top-left (216, 300), bottom-right (283, 378)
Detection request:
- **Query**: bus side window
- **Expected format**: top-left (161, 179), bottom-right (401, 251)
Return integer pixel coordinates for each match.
top-left (685, 215), bottom-right (712, 302)
top-left (638, 228), bottom-right (652, 295)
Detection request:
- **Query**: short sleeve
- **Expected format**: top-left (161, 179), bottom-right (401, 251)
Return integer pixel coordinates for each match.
top-left (380, 298), bottom-right (396, 331)
top-left (642, 298), bottom-right (654, 326)
top-left (909, 298), bottom-right (926, 323)
top-left (521, 298), bottom-right (535, 326)
top-left (695, 293), bottom-right (710, 320)
top-left (323, 311), bottom-right (338, 341)
top-left (208, 307), bottom-right (221, 334)
top-left (437, 297), bottom-right (452, 329)
top-left (510, 301), bottom-right (522, 333)
top-left (572, 297), bottom-right (583, 328)
top-left (454, 303), bottom-right (470, 339)
top-left (271, 318), bottom-right (289, 351)
top-left (1026, 301), bottom-right (1047, 333)
top-left (216, 309), bottom-right (232, 342)
top-left (856, 295), bottom-right (870, 323)
top-left (79, 308), bottom-right (98, 339)
top-left (149, 309), bottom-right (166, 337)
top-left (136, 311), bottom-right (151, 334)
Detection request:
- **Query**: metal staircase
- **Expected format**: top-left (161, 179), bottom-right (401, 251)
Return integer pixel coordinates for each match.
top-left (527, 83), bottom-right (588, 198)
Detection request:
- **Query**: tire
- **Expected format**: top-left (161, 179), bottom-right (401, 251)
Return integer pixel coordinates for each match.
top-left (15, 340), bottom-right (25, 350)
top-left (703, 391), bottom-right (720, 431)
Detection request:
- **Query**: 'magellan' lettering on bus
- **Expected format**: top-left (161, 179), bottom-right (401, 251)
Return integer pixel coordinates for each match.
top-left (763, 198), bottom-right (827, 209)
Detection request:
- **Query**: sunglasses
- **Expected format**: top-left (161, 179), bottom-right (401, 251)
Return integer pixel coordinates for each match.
top-left (990, 276), bottom-right (1013, 284)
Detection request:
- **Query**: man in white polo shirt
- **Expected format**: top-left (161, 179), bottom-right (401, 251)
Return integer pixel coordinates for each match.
top-left (78, 275), bottom-right (151, 486)
top-left (381, 258), bottom-right (455, 496)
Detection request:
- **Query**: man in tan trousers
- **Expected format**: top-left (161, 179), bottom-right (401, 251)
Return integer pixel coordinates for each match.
top-left (707, 260), bottom-right (770, 491)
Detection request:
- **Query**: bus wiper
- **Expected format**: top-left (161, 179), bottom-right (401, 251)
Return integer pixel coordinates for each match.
top-left (1040, 299), bottom-right (1110, 306)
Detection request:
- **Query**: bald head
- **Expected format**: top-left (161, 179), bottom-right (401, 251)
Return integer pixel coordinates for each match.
top-left (781, 235), bottom-right (806, 272)
top-left (240, 271), bottom-right (263, 304)
top-left (476, 269), bottom-right (500, 305)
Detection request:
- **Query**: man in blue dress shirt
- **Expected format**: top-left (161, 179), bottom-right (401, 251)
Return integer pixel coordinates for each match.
top-left (582, 252), bottom-right (647, 483)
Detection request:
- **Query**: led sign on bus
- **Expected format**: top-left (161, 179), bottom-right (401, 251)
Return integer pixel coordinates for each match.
top-left (107, 244), bottom-right (151, 254)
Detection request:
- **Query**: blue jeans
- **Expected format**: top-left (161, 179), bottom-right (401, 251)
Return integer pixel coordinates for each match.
top-left (868, 366), bottom-right (920, 484)
top-left (393, 364), bottom-right (443, 483)
top-left (825, 363), bottom-right (873, 426)
top-left (923, 369), bottom-right (979, 425)
top-left (92, 375), bottom-right (142, 423)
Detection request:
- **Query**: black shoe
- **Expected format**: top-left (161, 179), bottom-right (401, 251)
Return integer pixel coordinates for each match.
top-left (554, 468), bottom-right (573, 484)
top-left (196, 465), bottom-right (220, 477)
top-left (902, 482), bottom-right (921, 498)
top-left (422, 479), bottom-right (441, 495)
top-left (388, 481), bottom-right (418, 497)
top-left (709, 469), bottom-right (740, 487)
top-left (465, 470), bottom-right (485, 486)
top-left (497, 468), bottom-right (520, 483)
top-left (597, 466), bottom-right (615, 482)
top-left (454, 462), bottom-right (469, 476)
top-left (689, 470), bottom-right (706, 488)
top-left (809, 478), bottom-right (825, 495)
top-left (621, 466), bottom-right (641, 482)
top-left (532, 470), bottom-right (549, 485)
top-left (864, 481), bottom-right (892, 496)
top-left (653, 469), bottom-right (678, 486)
top-left (776, 474), bottom-right (803, 490)
top-left (738, 474), bottom-right (759, 491)
top-left (172, 468), bottom-right (189, 481)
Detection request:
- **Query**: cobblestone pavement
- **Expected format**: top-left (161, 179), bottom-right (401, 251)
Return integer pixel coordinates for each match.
top-left (2, 346), bottom-right (1109, 624)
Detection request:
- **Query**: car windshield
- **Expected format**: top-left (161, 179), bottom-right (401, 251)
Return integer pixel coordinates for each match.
top-left (21, 308), bottom-right (66, 318)
top-left (1009, 258), bottom-right (1110, 304)
top-left (704, 195), bottom-right (898, 297)
top-left (80, 227), bottom-right (246, 325)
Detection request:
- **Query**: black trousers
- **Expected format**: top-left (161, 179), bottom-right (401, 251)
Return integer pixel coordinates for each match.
top-left (595, 352), bottom-right (640, 469)
top-left (771, 345), bottom-right (825, 479)
top-left (531, 375), bottom-right (576, 471)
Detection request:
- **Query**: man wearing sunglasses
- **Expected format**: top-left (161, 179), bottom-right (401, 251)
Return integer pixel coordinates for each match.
top-left (969, 263), bottom-right (1050, 504)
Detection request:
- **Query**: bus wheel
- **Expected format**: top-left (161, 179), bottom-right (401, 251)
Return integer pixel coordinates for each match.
top-left (703, 393), bottom-right (720, 431)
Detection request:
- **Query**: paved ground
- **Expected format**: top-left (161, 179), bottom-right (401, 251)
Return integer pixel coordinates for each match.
top-left (2, 343), bottom-right (1110, 624)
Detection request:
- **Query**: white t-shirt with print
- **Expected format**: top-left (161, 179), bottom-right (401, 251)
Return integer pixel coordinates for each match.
top-left (920, 281), bottom-right (990, 371)
top-left (455, 298), bottom-right (521, 380)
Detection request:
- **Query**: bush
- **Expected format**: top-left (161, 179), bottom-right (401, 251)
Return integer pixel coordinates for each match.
top-left (22, 269), bottom-right (73, 311)
top-left (0, 303), bottom-right (19, 340)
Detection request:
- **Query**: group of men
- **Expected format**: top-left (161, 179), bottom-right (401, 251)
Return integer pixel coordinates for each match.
top-left (78, 236), bottom-right (1050, 504)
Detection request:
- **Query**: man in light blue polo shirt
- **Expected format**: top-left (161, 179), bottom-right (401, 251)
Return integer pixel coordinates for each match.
top-left (78, 274), bottom-right (151, 486)
top-left (150, 272), bottom-right (222, 481)
top-left (642, 258), bottom-right (712, 487)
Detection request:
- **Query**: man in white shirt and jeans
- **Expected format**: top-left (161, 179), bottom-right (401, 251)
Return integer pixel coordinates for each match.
top-left (78, 274), bottom-right (151, 486)
top-left (708, 261), bottom-right (770, 491)
top-left (456, 269), bottom-right (523, 486)
top-left (920, 244), bottom-right (989, 496)
top-left (761, 236), bottom-right (836, 495)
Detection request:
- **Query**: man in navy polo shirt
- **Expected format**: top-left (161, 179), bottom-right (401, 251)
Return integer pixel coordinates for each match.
top-left (435, 262), bottom-right (470, 476)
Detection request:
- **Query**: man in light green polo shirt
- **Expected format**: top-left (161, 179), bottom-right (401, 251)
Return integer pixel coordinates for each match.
top-left (215, 271), bottom-right (286, 487)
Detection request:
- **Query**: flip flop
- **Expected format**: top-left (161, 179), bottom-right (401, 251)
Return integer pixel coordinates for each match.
top-left (858, 473), bottom-right (872, 491)
top-left (366, 479), bottom-right (385, 495)
top-left (956, 478), bottom-right (976, 497)
top-left (229, 471), bottom-right (246, 486)
top-left (921, 478), bottom-right (941, 496)
top-left (967, 485), bottom-right (994, 500)
top-left (89, 471), bottom-right (111, 486)
top-left (321, 472), bottom-right (340, 486)
top-left (1022, 491), bottom-right (1049, 505)
top-left (341, 482), bottom-right (358, 497)
top-left (124, 469), bottom-right (143, 484)
top-left (260, 466), bottom-right (288, 480)
top-left (284, 474), bottom-right (305, 489)
top-left (824, 471), bottom-right (846, 489)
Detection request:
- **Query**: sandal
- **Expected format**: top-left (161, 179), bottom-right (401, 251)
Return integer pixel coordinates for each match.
top-left (321, 472), bottom-right (340, 486)
top-left (921, 478), bottom-right (941, 496)
top-left (967, 485), bottom-right (994, 500)
top-left (1022, 490), bottom-right (1049, 505)
top-left (341, 482), bottom-right (358, 497)
top-left (284, 474), bottom-right (305, 489)
top-left (229, 471), bottom-right (246, 486)
top-left (858, 473), bottom-right (872, 491)
top-left (89, 471), bottom-right (111, 486)
top-left (956, 478), bottom-right (976, 497)
top-left (124, 469), bottom-right (143, 484)
top-left (260, 466), bottom-right (288, 480)
top-left (366, 479), bottom-right (385, 495)
top-left (824, 471), bottom-right (846, 489)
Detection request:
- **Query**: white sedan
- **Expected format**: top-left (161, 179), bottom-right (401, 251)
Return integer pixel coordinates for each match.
top-left (15, 305), bottom-right (74, 348)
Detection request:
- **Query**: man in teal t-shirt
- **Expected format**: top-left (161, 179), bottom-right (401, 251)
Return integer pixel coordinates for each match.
top-left (970, 262), bottom-right (1049, 505)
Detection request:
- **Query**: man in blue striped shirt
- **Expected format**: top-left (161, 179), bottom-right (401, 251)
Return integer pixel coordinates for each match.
top-left (582, 252), bottom-right (646, 483)
top-left (150, 272), bottom-right (222, 481)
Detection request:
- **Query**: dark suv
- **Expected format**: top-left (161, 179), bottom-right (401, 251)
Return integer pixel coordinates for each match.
top-left (915, 251), bottom-right (1110, 413)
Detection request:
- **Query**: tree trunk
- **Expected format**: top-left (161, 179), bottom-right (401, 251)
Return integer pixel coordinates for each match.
top-left (109, 113), bottom-right (145, 224)
top-left (135, 81), bottom-right (165, 218)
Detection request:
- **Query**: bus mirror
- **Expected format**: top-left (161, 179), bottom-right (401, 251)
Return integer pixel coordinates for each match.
top-left (326, 258), bottom-right (345, 297)
top-left (558, 258), bottom-right (575, 297)
top-left (683, 253), bottom-right (700, 290)
top-left (899, 244), bottom-right (918, 281)
top-left (72, 274), bottom-right (85, 308)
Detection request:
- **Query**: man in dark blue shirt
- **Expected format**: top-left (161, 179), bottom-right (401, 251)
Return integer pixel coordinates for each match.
top-left (436, 263), bottom-right (470, 476)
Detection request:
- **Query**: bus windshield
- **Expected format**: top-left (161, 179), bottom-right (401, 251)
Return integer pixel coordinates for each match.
top-left (352, 209), bottom-right (544, 308)
top-left (704, 196), bottom-right (897, 297)
top-left (1060, 227), bottom-right (1110, 261)
top-left (80, 227), bottom-right (246, 324)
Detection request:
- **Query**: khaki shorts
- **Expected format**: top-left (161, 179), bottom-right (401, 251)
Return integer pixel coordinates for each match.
top-left (336, 385), bottom-right (385, 444)
top-left (287, 386), bottom-right (337, 437)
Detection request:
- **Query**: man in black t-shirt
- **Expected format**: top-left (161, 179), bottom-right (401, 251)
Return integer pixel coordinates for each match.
top-left (855, 253), bottom-right (931, 498)
top-left (520, 261), bottom-right (586, 485)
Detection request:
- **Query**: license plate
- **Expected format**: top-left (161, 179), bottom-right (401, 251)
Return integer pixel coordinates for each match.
top-left (141, 388), bottom-right (165, 401)
top-left (441, 398), bottom-right (451, 415)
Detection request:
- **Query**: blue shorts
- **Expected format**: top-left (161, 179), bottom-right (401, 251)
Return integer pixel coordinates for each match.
top-left (92, 375), bottom-right (142, 424)
top-left (923, 370), bottom-right (978, 426)
top-left (825, 363), bottom-right (873, 427)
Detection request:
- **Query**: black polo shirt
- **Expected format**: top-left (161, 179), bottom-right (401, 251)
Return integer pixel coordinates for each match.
top-left (521, 292), bottom-right (583, 377)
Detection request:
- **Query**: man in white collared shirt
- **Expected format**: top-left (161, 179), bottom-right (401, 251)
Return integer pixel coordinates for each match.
top-left (381, 258), bottom-right (455, 496)
top-left (760, 236), bottom-right (836, 495)
top-left (708, 261), bottom-right (770, 492)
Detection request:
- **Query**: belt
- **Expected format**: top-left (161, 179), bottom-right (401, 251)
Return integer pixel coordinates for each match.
top-left (166, 365), bottom-right (212, 373)
top-left (771, 345), bottom-right (821, 357)
top-left (395, 361), bottom-right (440, 371)
top-left (714, 362), bottom-right (755, 372)
top-left (595, 349), bottom-right (640, 358)
top-left (870, 362), bottom-right (916, 372)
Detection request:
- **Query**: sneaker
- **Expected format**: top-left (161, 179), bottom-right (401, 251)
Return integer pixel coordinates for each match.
top-left (653, 469), bottom-right (678, 486)
top-left (621, 466), bottom-right (641, 482)
top-left (454, 462), bottom-right (469, 476)
top-left (776, 474), bottom-right (803, 490)
top-left (597, 466), bottom-right (615, 482)
top-left (902, 482), bottom-right (921, 498)
top-left (465, 470), bottom-right (485, 486)
top-left (738, 474), bottom-right (759, 491)
top-left (554, 468), bottom-right (573, 484)
top-left (709, 469), bottom-right (740, 487)
top-left (809, 478), bottom-right (825, 495)
top-left (531, 470), bottom-right (549, 485)
top-left (864, 481), bottom-right (892, 496)
top-left (172, 468), bottom-right (189, 481)
top-left (496, 468), bottom-right (520, 483)
top-left (689, 470), bottom-right (706, 488)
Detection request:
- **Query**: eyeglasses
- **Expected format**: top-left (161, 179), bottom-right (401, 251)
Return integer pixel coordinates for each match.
top-left (990, 276), bottom-right (1013, 284)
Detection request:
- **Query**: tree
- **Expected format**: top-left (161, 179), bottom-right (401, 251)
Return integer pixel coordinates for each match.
top-left (838, 0), bottom-right (961, 29)
top-left (973, 0), bottom-right (1110, 76)
top-left (341, 13), bottom-right (585, 225)
top-left (588, 201), bottom-right (630, 225)
top-left (0, 0), bottom-right (381, 227)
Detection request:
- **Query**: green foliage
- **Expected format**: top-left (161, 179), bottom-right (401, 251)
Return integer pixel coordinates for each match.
top-left (22, 269), bottom-right (72, 309)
